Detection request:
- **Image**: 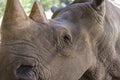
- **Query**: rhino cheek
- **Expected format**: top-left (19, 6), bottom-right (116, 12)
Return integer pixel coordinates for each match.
top-left (48, 52), bottom-right (93, 80)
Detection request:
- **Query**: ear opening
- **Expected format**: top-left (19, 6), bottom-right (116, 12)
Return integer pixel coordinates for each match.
top-left (92, 0), bottom-right (104, 10)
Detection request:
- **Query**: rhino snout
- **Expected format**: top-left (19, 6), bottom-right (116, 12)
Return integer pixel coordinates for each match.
top-left (14, 64), bottom-right (37, 80)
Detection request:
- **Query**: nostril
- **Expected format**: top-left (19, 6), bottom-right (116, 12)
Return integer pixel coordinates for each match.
top-left (17, 65), bottom-right (33, 74)
top-left (15, 65), bottom-right (36, 80)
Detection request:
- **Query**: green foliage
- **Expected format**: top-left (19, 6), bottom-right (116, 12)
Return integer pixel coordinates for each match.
top-left (42, 0), bottom-right (60, 11)
top-left (0, 0), bottom-right (73, 18)
top-left (0, 1), bottom-right (6, 18)
top-left (21, 0), bottom-right (34, 14)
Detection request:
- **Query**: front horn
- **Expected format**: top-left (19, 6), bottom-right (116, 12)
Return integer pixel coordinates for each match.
top-left (1, 0), bottom-right (28, 29)
top-left (29, 0), bottom-right (48, 23)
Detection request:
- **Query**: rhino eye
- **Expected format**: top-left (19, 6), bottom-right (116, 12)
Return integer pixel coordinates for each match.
top-left (55, 27), bottom-right (72, 49)
top-left (63, 34), bottom-right (72, 45)
top-left (15, 65), bottom-right (36, 80)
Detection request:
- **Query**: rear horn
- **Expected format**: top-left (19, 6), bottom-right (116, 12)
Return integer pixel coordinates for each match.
top-left (29, 0), bottom-right (48, 23)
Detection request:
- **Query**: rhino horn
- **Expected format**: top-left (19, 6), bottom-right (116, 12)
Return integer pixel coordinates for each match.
top-left (29, 0), bottom-right (48, 23)
top-left (2, 0), bottom-right (28, 29)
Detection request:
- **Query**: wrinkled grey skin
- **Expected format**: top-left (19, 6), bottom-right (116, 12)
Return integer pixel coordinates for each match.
top-left (0, 0), bottom-right (120, 80)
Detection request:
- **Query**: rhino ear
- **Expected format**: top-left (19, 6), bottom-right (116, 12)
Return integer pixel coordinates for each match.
top-left (51, 6), bottom-right (60, 13)
top-left (51, 6), bottom-right (63, 13)
top-left (2, 0), bottom-right (28, 29)
top-left (73, 0), bottom-right (90, 3)
top-left (92, 0), bottom-right (104, 9)
top-left (29, 1), bottom-right (48, 23)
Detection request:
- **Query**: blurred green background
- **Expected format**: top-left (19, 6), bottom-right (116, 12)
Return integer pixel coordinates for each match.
top-left (0, 0), bottom-right (73, 18)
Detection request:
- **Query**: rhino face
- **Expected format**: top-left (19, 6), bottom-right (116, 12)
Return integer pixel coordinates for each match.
top-left (0, 0), bottom-right (105, 80)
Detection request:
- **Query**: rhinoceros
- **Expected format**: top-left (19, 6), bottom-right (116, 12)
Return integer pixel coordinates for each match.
top-left (0, 0), bottom-right (120, 80)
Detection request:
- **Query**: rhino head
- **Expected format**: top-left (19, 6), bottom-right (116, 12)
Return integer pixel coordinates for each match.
top-left (0, 0), bottom-right (105, 80)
